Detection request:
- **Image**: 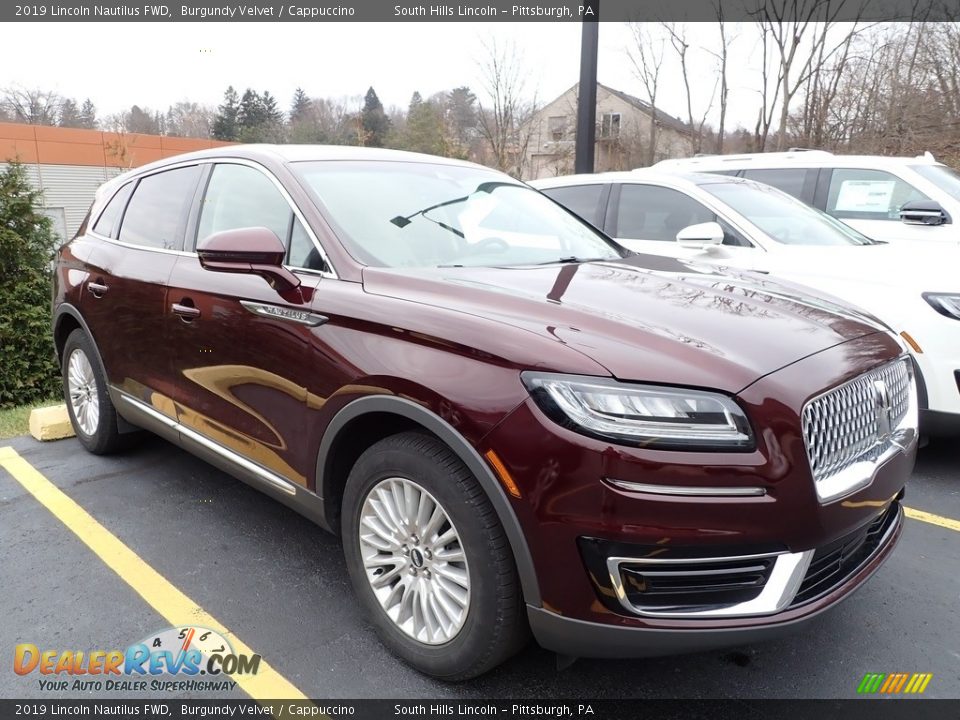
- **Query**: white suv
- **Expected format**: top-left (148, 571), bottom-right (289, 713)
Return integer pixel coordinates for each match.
top-left (653, 151), bottom-right (960, 245)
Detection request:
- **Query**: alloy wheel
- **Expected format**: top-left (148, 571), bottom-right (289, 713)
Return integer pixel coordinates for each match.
top-left (358, 477), bottom-right (470, 645)
top-left (67, 348), bottom-right (100, 436)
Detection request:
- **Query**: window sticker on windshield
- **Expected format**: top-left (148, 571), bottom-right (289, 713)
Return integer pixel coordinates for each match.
top-left (834, 180), bottom-right (896, 213)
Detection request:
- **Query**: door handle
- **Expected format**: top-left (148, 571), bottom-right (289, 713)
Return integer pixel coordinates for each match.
top-left (171, 302), bottom-right (201, 321)
top-left (87, 281), bottom-right (109, 297)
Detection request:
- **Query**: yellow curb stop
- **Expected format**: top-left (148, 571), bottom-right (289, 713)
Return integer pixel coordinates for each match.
top-left (28, 404), bottom-right (75, 442)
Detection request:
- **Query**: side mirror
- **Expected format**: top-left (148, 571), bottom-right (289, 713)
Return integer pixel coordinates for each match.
top-left (197, 227), bottom-right (301, 294)
top-left (900, 201), bottom-right (949, 226)
top-left (676, 221), bottom-right (725, 249)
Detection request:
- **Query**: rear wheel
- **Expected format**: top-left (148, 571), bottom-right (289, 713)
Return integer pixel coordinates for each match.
top-left (341, 431), bottom-right (528, 680)
top-left (62, 329), bottom-right (126, 455)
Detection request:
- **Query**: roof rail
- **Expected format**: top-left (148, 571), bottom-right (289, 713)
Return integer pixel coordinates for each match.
top-left (649, 150), bottom-right (835, 168)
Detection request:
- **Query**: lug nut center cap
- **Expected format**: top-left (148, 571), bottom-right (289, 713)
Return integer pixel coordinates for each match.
top-left (410, 548), bottom-right (425, 568)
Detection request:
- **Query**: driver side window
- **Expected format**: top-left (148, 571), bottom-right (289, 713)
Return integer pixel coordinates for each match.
top-left (615, 184), bottom-right (750, 247)
top-left (197, 163), bottom-right (327, 272)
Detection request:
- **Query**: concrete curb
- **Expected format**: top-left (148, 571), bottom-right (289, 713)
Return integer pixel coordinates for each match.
top-left (29, 404), bottom-right (75, 441)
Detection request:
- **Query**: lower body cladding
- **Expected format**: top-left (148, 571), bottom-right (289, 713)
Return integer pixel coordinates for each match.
top-left (482, 339), bottom-right (917, 657)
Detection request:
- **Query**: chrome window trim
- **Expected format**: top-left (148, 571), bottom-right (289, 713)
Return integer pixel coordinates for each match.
top-left (194, 157), bottom-right (338, 279)
top-left (603, 478), bottom-right (766, 497)
top-left (606, 549), bottom-right (813, 619)
top-left (119, 394), bottom-right (297, 496)
top-left (85, 157), bottom-right (339, 279)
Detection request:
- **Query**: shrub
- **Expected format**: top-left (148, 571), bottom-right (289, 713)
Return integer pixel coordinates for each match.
top-left (0, 161), bottom-right (60, 409)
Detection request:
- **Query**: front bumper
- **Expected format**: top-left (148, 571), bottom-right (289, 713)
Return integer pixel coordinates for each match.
top-left (528, 503), bottom-right (904, 658)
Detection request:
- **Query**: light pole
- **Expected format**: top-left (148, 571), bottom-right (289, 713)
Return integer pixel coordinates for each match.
top-left (574, 0), bottom-right (599, 174)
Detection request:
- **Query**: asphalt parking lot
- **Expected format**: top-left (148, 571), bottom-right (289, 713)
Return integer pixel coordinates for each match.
top-left (1, 433), bottom-right (957, 700)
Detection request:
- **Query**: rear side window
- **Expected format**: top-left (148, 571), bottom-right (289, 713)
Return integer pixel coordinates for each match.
top-left (541, 185), bottom-right (605, 226)
top-left (826, 169), bottom-right (930, 220)
top-left (615, 185), bottom-right (714, 242)
top-left (119, 166), bottom-right (201, 250)
top-left (92, 182), bottom-right (133, 239)
top-left (742, 168), bottom-right (810, 201)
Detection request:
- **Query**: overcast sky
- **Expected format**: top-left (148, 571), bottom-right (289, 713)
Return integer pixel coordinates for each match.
top-left (5, 22), bottom-right (764, 128)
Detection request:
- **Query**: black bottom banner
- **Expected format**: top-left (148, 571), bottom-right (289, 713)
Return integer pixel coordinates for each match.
top-left (2, 699), bottom-right (958, 720)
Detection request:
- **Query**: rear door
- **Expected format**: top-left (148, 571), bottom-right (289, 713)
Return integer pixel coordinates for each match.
top-left (80, 164), bottom-right (202, 419)
top-left (164, 161), bottom-right (331, 489)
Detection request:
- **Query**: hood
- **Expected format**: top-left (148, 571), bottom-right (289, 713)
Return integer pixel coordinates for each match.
top-left (361, 254), bottom-right (887, 393)
top-left (758, 242), bottom-right (959, 293)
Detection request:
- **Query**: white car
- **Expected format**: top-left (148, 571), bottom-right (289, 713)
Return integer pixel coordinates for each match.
top-left (652, 150), bottom-right (960, 246)
top-left (532, 171), bottom-right (960, 434)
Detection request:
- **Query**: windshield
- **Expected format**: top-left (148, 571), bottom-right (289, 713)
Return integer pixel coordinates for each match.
top-left (702, 181), bottom-right (877, 246)
top-left (911, 164), bottom-right (960, 202)
top-left (292, 161), bottom-right (623, 268)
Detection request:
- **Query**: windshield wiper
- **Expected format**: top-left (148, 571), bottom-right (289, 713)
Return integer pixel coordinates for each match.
top-left (532, 256), bottom-right (609, 265)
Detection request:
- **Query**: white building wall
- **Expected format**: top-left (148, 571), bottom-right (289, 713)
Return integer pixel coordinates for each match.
top-left (1, 162), bottom-right (122, 241)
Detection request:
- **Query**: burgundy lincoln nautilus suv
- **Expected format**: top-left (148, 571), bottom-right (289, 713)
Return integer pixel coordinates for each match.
top-left (53, 145), bottom-right (918, 679)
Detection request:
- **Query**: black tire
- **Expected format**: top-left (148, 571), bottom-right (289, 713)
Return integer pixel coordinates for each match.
top-left (341, 431), bottom-right (529, 680)
top-left (61, 329), bottom-right (127, 455)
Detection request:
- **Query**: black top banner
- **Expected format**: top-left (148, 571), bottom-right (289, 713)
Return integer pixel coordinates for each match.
top-left (6, 0), bottom-right (960, 22)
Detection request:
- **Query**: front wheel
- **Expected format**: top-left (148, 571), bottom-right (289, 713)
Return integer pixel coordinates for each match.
top-left (62, 329), bottom-right (126, 455)
top-left (341, 431), bottom-right (528, 680)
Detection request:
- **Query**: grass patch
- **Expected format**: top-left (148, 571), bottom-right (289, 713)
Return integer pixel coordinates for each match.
top-left (0, 397), bottom-right (61, 439)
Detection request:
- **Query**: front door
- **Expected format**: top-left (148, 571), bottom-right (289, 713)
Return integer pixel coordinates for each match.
top-left (165, 161), bottom-right (331, 488)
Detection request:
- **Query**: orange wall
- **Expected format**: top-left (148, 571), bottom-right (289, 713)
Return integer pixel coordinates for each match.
top-left (0, 121), bottom-right (233, 169)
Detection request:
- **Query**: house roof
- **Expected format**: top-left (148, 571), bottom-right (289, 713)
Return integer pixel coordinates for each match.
top-left (596, 83), bottom-right (693, 135)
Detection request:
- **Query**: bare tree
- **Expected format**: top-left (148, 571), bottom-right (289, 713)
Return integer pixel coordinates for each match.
top-left (627, 23), bottom-right (666, 165)
top-left (706, 9), bottom-right (737, 153)
top-left (755, 0), bottom-right (869, 150)
top-left (1, 87), bottom-right (63, 125)
top-left (662, 22), bottom-right (717, 154)
top-left (476, 38), bottom-right (538, 178)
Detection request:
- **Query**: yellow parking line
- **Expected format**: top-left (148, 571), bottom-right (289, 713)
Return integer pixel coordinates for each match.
top-left (905, 506), bottom-right (960, 533)
top-left (0, 446), bottom-right (306, 701)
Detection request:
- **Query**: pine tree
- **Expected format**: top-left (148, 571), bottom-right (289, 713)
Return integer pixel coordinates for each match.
top-left (405, 92), bottom-right (445, 156)
top-left (78, 99), bottom-right (97, 129)
top-left (290, 87), bottom-right (311, 123)
top-left (59, 99), bottom-right (80, 128)
top-left (212, 86), bottom-right (239, 141)
top-left (361, 87), bottom-right (390, 147)
top-left (0, 162), bottom-right (59, 406)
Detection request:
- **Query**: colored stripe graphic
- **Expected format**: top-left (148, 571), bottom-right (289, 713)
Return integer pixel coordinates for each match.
top-left (858, 672), bottom-right (933, 694)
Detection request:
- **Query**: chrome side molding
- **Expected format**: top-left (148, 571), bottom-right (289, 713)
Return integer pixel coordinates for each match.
top-left (118, 394), bottom-right (297, 496)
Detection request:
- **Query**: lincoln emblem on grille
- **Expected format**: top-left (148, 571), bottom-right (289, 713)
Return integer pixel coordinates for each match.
top-left (872, 380), bottom-right (893, 442)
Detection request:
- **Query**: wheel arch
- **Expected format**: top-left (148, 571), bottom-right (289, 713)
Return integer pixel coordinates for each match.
top-left (316, 395), bottom-right (541, 607)
top-left (53, 304), bottom-right (140, 435)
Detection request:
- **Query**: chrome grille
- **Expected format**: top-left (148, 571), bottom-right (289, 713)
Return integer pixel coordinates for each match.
top-left (801, 359), bottom-right (912, 494)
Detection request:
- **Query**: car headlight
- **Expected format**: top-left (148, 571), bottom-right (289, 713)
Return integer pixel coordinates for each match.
top-left (923, 292), bottom-right (960, 320)
top-left (522, 372), bottom-right (754, 451)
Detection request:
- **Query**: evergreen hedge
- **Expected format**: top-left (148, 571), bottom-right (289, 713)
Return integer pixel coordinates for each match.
top-left (0, 161), bottom-right (60, 408)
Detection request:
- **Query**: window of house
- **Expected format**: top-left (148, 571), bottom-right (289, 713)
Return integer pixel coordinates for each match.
top-left (118, 166), bottom-right (201, 251)
top-left (599, 113), bottom-right (621, 139)
top-left (548, 116), bottom-right (566, 142)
